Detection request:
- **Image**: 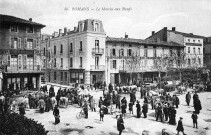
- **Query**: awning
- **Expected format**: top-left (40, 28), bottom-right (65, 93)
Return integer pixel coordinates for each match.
top-left (69, 69), bottom-right (85, 73)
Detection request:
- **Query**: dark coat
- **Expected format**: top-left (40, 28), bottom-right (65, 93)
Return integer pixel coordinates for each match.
top-left (142, 103), bottom-right (148, 113)
top-left (186, 93), bottom-right (191, 103)
top-left (117, 117), bottom-right (125, 131)
top-left (176, 120), bottom-right (184, 132)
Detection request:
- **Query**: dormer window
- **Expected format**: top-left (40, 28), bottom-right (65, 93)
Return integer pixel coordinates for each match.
top-left (11, 25), bottom-right (18, 32)
top-left (79, 23), bottom-right (84, 32)
top-left (26, 25), bottom-right (34, 33)
top-left (94, 23), bottom-right (99, 32)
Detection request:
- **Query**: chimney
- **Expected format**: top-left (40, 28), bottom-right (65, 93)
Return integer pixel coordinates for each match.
top-left (52, 33), bottom-right (54, 38)
top-left (152, 31), bottom-right (155, 35)
top-left (54, 31), bottom-right (58, 37)
top-left (64, 27), bottom-right (67, 35)
top-left (29, 18), bottom-right (32, 21)
top-left (74, 27), bottom-right (77, 32)
top-left (172, 27), bottom-right (176, 31)
top-left (164, 27), bottom-right (167, 31)
top-left (59, 29), bottom-right (62, 36)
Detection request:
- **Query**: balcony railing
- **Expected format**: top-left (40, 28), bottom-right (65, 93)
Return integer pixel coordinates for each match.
top-left (92, 48), bottom-right (104, 55)
top-left (90, 65), bottom-right (105, 71)
top-left (7, 65), bottom-right (41, 72)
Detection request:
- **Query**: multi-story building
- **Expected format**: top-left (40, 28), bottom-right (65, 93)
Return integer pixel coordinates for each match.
top-left (106, 36), bottom-right (184, 85)
top-left (41, 19), bottom-right (106, 87)
top-left (204, 37), bottom-right (211, 67)
top-left (146, 27), bottom-right (204, 68)
top-left (0, 14), bottom-right (45, 91)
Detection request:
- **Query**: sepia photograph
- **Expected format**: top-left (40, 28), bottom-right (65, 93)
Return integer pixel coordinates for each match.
top-left (0, 0), bottom-right (211, 134)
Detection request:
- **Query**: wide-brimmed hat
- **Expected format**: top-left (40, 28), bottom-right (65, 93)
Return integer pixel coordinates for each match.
top-left (180, 117), bottom-right (183, 119)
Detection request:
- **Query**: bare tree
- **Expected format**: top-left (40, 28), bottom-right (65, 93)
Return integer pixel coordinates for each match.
top-left (153, 54), bottom-right (171, 83)
top-left (123, 52), bottom-right (143, 85)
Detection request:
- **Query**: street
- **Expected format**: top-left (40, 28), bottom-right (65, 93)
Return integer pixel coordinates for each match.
top-left (25, 90), bottom-right (211, 135)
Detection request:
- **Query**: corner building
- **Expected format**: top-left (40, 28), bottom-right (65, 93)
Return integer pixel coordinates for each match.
top-left (0, 14), bottom-right (45, 91)
top-left (41, 19), bottom-right (106, 87)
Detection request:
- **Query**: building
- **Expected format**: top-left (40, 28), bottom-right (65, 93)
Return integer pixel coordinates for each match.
top-left (106, 35), bottom-right (184, 85)
top-left (41, 19), bottom-right (106, 87)
top-left (204, 37), bottom-right (211, 67)
top-left (0, 14), bottom-right (45, 91)
top-left (146, 27), bottom-right (204, 68)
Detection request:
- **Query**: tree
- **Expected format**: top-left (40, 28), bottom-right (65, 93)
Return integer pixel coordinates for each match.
top-left (123, 52), bottom-right (143, 85)
top-left (153, 54), bottom-right (171, 83)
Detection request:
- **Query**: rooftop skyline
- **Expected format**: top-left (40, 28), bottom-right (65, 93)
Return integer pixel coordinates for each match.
top-left (0, 0), bottom-right (211, 39)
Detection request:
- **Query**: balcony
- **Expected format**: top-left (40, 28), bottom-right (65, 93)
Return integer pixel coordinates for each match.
top-left (90, 65), bottom-right (105, 71)
top-left (6, 65), bottom-right (42, 73)
top-left (92, 48), bottom-right (104, 55)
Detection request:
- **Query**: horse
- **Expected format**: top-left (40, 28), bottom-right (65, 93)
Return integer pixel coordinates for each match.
top-left (60, 97), bottom-right (68, 108)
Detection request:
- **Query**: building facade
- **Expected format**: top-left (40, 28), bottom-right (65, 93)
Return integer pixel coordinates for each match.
top-left (0, 14), bottom-right (45, 91)
top-left (204, 37), bottom-right (211, 67)
top-left (41, 19), bottom-right (106, 87)
top-left (146, 27), bottom-right (204, 68)
top-left (106, 36), bottom-right (184, 85)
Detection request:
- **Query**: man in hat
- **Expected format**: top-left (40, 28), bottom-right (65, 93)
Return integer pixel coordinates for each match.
top-left (83, 101), bottom-right (88, 118)
top-left (176, 117), bottom-right (186, 135)
top-left (53, 105), bottom-right (60, 124)
top-left (185, 92), bottom-right (191, 106)
top-left (117, 114), bottom-right (125, 135)
top-left (191, 111), bottom-right (198, 128)
top-left (0, 92), bottom-right (5, 113)
top-left (136, 100), bottom-right (141, 118)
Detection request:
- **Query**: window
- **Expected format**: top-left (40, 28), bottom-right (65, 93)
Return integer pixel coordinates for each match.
top-left (198, 58), bottom-right (201, 64)
top-left (61, 58), bottom-right (63, 68)
top-left (144, 46), bottom-right (147, 57)
top-left (54, 46), bottom-right (56, 54)
top-left (188, 47), bottom-right (190, 53)
top-left (27, 39), bottom-right (33, 49)
top-left (11, 25), bottom-right (18, 32)
top-left (34, 55), bottom-right (37, 66)
top-left (44, 47), bottom-right (46, 56)
top-left (79, 41), bottom-right (82, 51)
top-left (94, 23), bottom-right (99, 32)
top-left (48, 72), bottom-right (51, 82)
top-left (79, 57), bottom-right (82, 67)
top-left (193, 47), bottom-right (195, 54)
top-left (95, 57), bottom-right (99, 66)
top-left (79, 23), bottom-right (84, 32)
top-left (198, 48), bottom-right (200, 54)
top-left (54, 72), bottom-right (56, 81)
top-left (7, 55), bottom-right (10, 66)
top-left (188, 59), bottom-right (191, 66)
top-left (128, 49), bottom-right (132, 56)
top-left (23, 55), bottom-right (27, 69)
top-left (113, 60), bottom-right (116, 69)
top-left (153, 47), bottom-right (157, 57)
top-left (70, 43), bottom-right (73, 52)
top-left (170, 49), bottom-right (173, 56)
top-left (198, 40), bottom-right (200, 43)
top-left (60, 44), bottom-right (63, 54)
top-left (26, 25), bottom-right (33, 33)
top-left (188, 39), bottom-right (190, 42)
top-left (10, 56), bottom-right (18, 66)
top-left (192, 58), bottom-right (196, 64)
top-left (61, 72), bottom-right (63, 81)
top-left (64, 72), bottom-right (67, 82)
top-left (95, 40), bottom-right (99, 48)
top-left (119, 49), bottom-right (124, 56)
top-left (193, 40), bottom-right (195, 43)
top-left (54, 58), bottom-right (56, 67)
top-left (70, 57), bottom-right (73, 67)
top-left (112, 49), bottom-right (116, 56)
top-left (27, 57), bottom-right (33, 70)
top-left (13, 38), bottom-right (18, 49)
top-left (18, 55), bottom-right (22, 69)
top-left (129, 44), bottom-right (132, 47)
top-left (18, 38), bottom-right (21, 48)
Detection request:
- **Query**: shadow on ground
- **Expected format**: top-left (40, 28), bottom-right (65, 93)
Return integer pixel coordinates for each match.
top-left (59, 128), bottom-right (84, 135)
top-left (204, 119), bottom-right (211, 122)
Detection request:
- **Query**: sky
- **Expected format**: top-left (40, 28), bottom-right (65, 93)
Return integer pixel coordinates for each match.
top-left (0, 0), bottom-right (211, 39)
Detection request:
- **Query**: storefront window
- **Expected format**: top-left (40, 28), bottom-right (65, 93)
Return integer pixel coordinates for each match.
top-left (17, 78), bottom-right (20, 89)
top-left (7, 78), bottom-right (11, 88)
top-left (33, 77), bottom-right (36, 88)
top-left (24, 77), bottom-right (28, 88)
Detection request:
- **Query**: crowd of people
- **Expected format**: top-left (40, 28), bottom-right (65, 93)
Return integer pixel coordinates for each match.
top-left (0, 81), bottom-right (204, 134)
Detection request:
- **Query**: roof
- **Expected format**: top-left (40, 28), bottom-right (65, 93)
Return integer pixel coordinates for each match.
top-left (167, 30), bottom-right (205, 39)
top-left (0, 14), bottom-right (45, 28)
top-left (106, 37), bottom-right (184, 47)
